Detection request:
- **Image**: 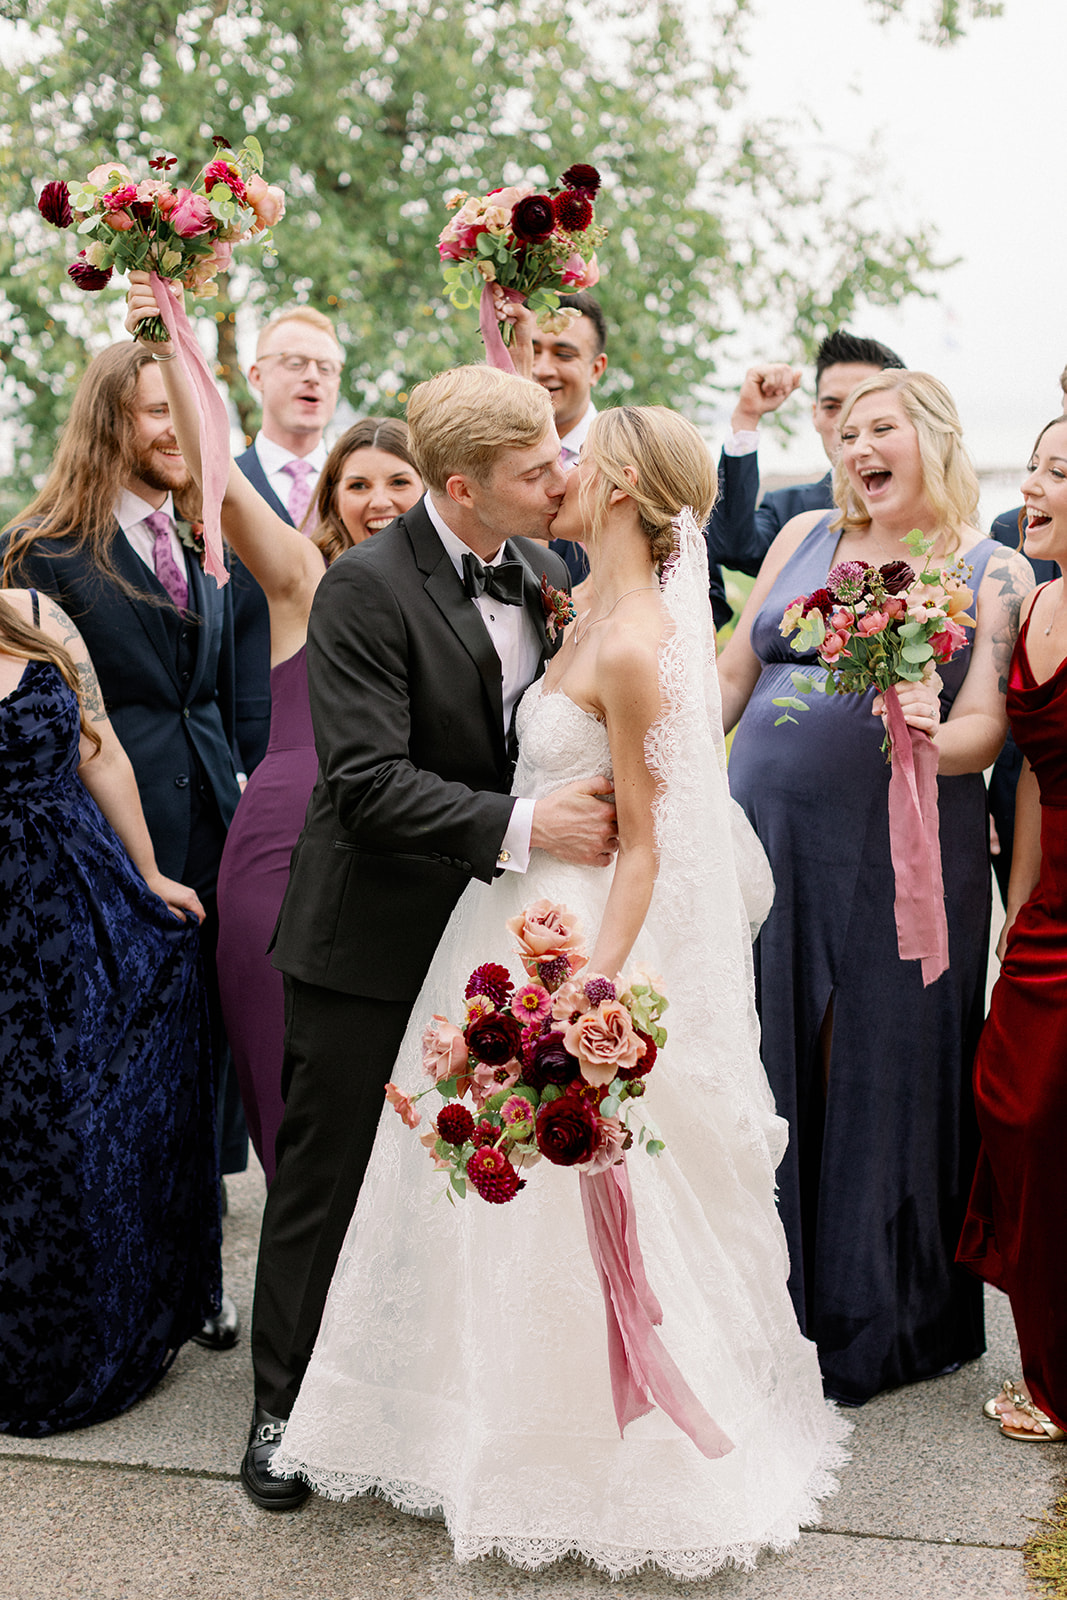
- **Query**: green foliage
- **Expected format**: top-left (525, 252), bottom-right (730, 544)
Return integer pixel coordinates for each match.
top-left (867, 0), bottom-right (1003, 45)
top-left (0, 0), bottom-right (995, 520)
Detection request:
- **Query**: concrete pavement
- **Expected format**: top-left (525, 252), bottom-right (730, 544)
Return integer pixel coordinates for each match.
top-left (0, 1158), bottom-right (1056, 1600)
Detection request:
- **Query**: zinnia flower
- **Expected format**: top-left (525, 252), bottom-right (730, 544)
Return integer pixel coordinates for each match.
top-left (510, 983), bottom-right (551, 1026)
top-left (67, 253), bottom-right (113, 291)
top-left (510, 193), bottom-right (556, 243)
top-left (37, 180), bottom-right (73, 228)
top-left (204, 158), bottom-right (248, 203)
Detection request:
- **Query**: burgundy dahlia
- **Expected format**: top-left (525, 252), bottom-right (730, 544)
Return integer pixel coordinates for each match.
top-left (470, 1118), bottom-right (501, 1149)
top-left (511, 193), bottom-right (556, 243)
top-left (617, 1028), bottom-right (656, 1081)
top-left (535, 1093), bottom-right (599, 1167)
top-left (38, 180), bottom-right (73, 229)
top-left (583, 976), bottom-right (616, 1007)
top-left (465, 962), bottom-right (513, 1007)
top-left (520, 1030), bottom-right (579, 1092)
top-left (553, 190), bottom-right (593, 232)
top-left (436, 1103), bottom-right (475, 1146)
top-left (804, 587), bottom-right (835, 619)
top-left (879, 560), bottom-right (916, 596)
top-left (561, 163), bottom-right (601, 195)
top-left (465, 1009), bottom-right (523, 1065)
top-left (466, 1145), bottom-right (524, 1203)
top-left (67, 253), bottom-right (113, 291)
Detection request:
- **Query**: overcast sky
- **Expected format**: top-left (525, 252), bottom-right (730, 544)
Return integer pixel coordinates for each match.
top-left (726, 0), bottom-right (1062, 478)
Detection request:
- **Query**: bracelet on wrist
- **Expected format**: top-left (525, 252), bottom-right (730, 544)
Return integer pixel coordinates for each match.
top-left (151, 349), bottom-right (177, 363)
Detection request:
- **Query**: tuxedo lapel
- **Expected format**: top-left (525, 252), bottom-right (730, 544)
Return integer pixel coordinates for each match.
top-left (508, 540), bottom-right (555, 668)
top-left (107, 530), bottom-right (183, 692)
top-left (404, 503), bottom-right (507, 749)
top-left (182, 536), bottom-right (220, 702)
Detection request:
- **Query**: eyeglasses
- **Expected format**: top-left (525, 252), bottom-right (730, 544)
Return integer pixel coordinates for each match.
top-left (259, 352), bottom-right (343, 379)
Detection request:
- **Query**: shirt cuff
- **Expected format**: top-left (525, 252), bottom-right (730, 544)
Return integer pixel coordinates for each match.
top-left (723, 429), bottom-right (759, 457)
top-left (497, 798), bottom-right (534, 873)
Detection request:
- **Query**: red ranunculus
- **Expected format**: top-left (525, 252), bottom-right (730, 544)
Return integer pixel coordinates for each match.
top-left (535, 1092), bottom-right (599, 1166)
top-left (561, 163), bottom-right (601, 195)
top-left (520, 1030), bottom-right (580, 1092)
top-left (67, 253), bottom-right (113, 291)
top-left (879, 561), bottom-right (915, 595)
top-left (37, 181), bottom-right (73, 228)
top-left (465, 1009), bottom-right (523, 1065)
top-left (510, 194), bottom-right (556, 243)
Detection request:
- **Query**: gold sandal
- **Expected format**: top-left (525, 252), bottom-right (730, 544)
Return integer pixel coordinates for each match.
top-left (998, 1391), bottom-right (1065, 1443)
top-left (983, 1378), bottom-right (1023, 1422)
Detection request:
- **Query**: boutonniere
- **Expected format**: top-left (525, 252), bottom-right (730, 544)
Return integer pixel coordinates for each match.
top-left (177, 519), bottom-right (208, 570)
top-left (541, 574), bottom-right (576, 643)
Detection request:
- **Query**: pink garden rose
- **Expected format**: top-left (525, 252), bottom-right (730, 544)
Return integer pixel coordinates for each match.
top-left (563, 1000), bottom-right (642, 1088)
top-left (819, 630), bottom-right (849, 665)
top-left (828, 608), bottom-right (853, 633)
top-left (168, 188), bottom-right (214, 237)
top-left (86, 161), bottom-right (132, 188)
top-left (550, 977), bottom-right (593, 1024)
top-left (930, 618), bottom-right (968, 663)
top-left (580, 1113), bottom-right (628, 1175)
top-left (421, 1015), bottom-right (468, 1083)
top-left (857, 610), bottom-right (889, 637)
top-left (560, 251), bottom-right (599, 288)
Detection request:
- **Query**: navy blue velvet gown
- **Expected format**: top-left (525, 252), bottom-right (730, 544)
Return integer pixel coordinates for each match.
top-left (729, 516), bottom-right (993, 1404)
top-left (0, 655), bottom-right (221, 1436)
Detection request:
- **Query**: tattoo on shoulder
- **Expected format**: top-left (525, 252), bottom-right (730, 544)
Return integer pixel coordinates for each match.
top-left (984, 553), bottom-right (1033, 696)
top-left (41, 595), bottom-right (81, 652)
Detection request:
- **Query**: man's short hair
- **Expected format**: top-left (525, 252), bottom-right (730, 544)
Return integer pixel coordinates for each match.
top-left (406, 365), bottom-right (555, 492)
top-left (1059, 362), bottom-right (1067, 397)
top-left (557, 292), bottom-right (607, 356)
top-left (255, 305), bottom-right (341, 360)
top-left (815, 329), bottom-right (905, 387)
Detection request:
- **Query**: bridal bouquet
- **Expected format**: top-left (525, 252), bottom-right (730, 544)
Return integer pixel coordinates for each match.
top-left (37, 135), bottom-right (284, 337)
top-left (773, 529), bottom-right (975, 736)
top-left (385, 899), bottom-right (667, 1204)
top-left (438, 163), bottom-right (606, 357)
top-left (775, 530), bottom-right (976, 989)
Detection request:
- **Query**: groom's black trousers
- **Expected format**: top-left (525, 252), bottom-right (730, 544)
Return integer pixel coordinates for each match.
top-left (250, 975), bottom-right (414, 1419)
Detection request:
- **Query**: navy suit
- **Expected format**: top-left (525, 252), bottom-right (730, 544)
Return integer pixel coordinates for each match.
top-left (704, 452), bottom-right (833, 631)
top-left (233, 444), bottom-right (294, 774)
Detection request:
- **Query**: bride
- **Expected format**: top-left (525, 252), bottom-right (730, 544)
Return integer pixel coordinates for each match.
top-left (273, 406), bottom-right (848, 1578)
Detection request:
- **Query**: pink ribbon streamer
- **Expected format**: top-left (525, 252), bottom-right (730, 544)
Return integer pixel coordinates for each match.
top-left (885, 682), bottom-right (948, 986)
top-left (579, 1163), bottom-right (734, 1459)
top-left (148, 272), bottom-right (229, 589)
top-left (478, 282), bottom-right (517, 374)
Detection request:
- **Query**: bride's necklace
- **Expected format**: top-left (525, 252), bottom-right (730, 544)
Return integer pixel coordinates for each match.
top-left (573, 585), bottom-right (657, 647)
top-left (1044, 584), bottom-right (1065, 636)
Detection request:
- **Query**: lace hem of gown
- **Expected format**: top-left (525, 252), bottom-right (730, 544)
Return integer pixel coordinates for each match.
top-left (276, 1423), bottom-right (849, 1580)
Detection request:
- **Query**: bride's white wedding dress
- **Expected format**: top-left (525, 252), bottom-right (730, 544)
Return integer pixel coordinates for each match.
top-left (273, 530), bottom-right (848, 1579)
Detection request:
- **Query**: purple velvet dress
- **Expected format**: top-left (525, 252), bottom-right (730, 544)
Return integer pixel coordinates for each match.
top-left (217, 646), bottom-right (319, 1183)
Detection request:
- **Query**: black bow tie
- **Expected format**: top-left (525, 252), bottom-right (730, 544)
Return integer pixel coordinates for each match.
top-left (462, 551), bottom-right (526, 606)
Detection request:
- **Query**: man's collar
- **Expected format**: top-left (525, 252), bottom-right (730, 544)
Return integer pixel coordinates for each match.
top-left (115, 487), bottom-right (176, 531)
top-left (254, 431), bottom-right (329, 474)
top-left (559, 401), bottom-right (597, 457)
top-left (424, 492), bottom-right (509, 577)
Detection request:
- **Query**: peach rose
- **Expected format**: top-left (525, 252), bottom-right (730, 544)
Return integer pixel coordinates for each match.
top-left (244, 172), bottom-right (286, 231)
top-left (421, 1015), bottom-right (468, 1083)
top-left (857, 610), bottom-right (889, 636)
top-left (507, 900), bottom-right (586, 973)
top-left (563, 1000), bottom-right (641, 1087)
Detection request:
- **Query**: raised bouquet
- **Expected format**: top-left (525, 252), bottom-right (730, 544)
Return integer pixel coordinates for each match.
top-left (773, 529), bottom-right (975, 741)
top-left (438, 163), bottom-right (605, 367)
top-left (386, 898), bottom-right (666, 1204)
top-left (37, 137), bottom-right (284, 339)
top-left (775, 530), bottom-right (976, 988)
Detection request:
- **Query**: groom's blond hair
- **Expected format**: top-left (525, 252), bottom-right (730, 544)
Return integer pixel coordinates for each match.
top-left (406, 364), bottom-right (554, 491)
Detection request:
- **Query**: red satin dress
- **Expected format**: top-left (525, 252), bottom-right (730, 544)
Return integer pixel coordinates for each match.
top-left (958, 604), bottom-right (1067, 1430)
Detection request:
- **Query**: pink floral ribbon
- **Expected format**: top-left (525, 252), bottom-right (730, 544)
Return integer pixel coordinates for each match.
top-left (478, 282), bottom-right (516, 374)
top-left (885, 682), bottom-right (948, 986)
top-left (148, 271), bottom-right (229, 588)
top-left (579, 1163), bottom-right (734, 1460)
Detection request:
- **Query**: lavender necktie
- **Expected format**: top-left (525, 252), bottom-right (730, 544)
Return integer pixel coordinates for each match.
top-left (144, 510), bottom-right (189, 610)
top-left (282, 459), bottom-right (315, 530)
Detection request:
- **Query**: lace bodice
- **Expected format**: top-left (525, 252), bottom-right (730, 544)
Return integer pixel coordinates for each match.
top-left (513, 680), bottom-right (612, 800)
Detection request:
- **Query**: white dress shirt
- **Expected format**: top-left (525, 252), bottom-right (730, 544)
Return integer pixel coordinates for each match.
top-left (423, 493), bottom-right (538, 871)
top-left (559, 401), bottom-right (597, 467)
top-left (722, 428), bottom-right (760, 458)
top-left (116, 488), bottom-right (186, 575)
top-left (253, 433), bottom-right (329, 518)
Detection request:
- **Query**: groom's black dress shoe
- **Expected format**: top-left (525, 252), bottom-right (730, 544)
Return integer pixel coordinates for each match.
top-left (191, 1292), bottom-right (239, 1351)
top-left (240, 1406), bottom-right (310, 1511)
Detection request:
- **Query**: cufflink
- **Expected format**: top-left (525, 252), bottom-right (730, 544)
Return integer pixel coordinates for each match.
top-left (497, 849), bottom-right (511, 866)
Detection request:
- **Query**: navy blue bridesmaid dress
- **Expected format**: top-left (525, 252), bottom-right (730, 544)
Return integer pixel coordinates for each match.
top-left (729, 515), bottom-right (994, 1403)
top-left (0, 648), bottom-right (221, 1435)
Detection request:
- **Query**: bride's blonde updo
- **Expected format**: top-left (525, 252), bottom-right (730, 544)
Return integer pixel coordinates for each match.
top-left (578, 406), bottom-right (716, 567)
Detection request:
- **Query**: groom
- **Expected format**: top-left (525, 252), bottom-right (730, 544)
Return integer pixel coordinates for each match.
top-left (243, 362), bottom-right (618, 1509)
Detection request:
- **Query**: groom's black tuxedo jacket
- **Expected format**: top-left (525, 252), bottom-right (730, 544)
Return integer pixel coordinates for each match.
top-left (271, 498), bottom-right (569, 1004)
top-left (6, 528), bottom-right (240, 882)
